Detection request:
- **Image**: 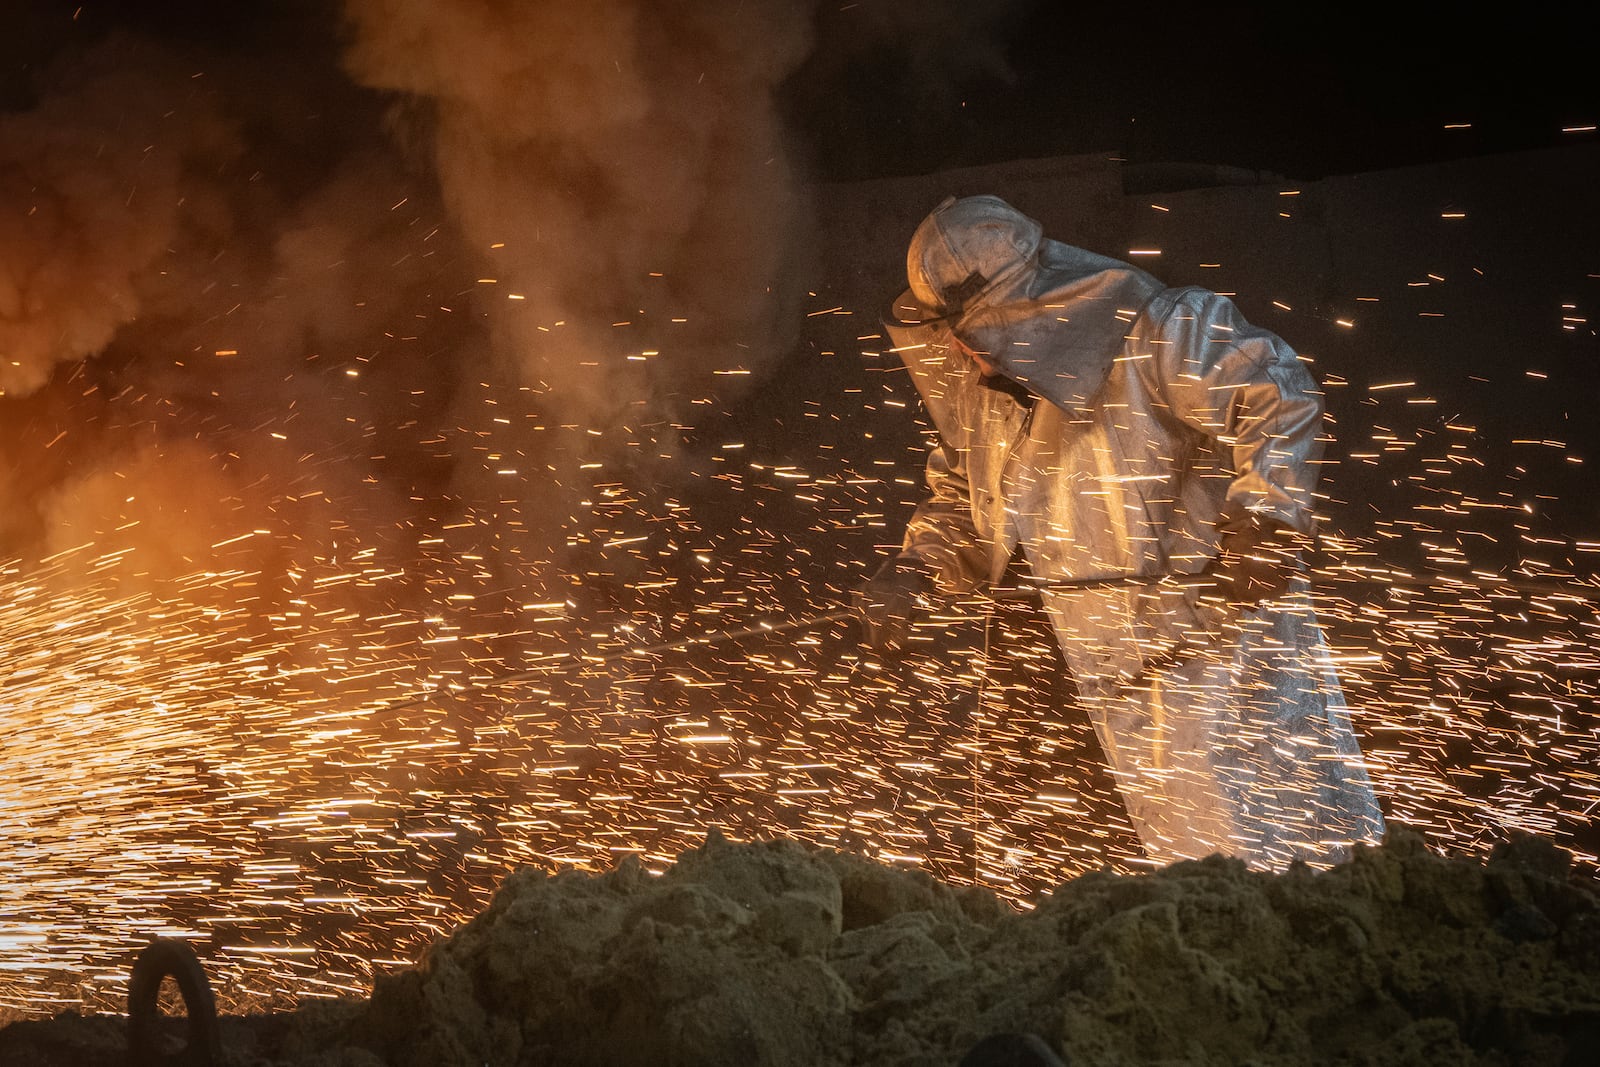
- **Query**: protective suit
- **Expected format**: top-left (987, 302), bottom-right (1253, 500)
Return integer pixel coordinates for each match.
top-left (878, 195), bottom-right (1384, 869)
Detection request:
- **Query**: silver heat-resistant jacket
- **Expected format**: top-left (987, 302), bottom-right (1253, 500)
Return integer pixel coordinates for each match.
top-left (885, 195), bottom-right (1384, 869)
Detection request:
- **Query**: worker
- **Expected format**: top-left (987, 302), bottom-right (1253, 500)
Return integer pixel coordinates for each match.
top-left (856, 194), bottom-right (1384, 869)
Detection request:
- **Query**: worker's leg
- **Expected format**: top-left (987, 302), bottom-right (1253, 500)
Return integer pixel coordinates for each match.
top-left (1076, 587), bottom-right (1384, 869)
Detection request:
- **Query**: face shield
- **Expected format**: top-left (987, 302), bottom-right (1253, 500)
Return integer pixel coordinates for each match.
top-left (882, 288), bottom-right (954, 361)
top-left (884, 281), bottom-right (1011, 379)
top-left (901, 195), bottom-right (1048, 374)
top-left (882, 289), bottom-right (1037, 405)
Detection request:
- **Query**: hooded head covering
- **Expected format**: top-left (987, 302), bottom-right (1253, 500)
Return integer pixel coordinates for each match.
top-left (896, 195), bottom-right (1163, 413)
top-left (906, 195), bottom-right (1043, 314)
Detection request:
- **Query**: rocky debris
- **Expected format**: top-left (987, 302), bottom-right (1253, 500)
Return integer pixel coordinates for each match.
top-left (3, 826), bottom-right (1598, 1066)
top-left (345, 826), bottom-right (1600, 1066)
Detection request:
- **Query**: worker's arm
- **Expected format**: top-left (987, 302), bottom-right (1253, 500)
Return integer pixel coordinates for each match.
top-left (1149, 288), bottom-right (1324, 603)
top-left (854, 433), bottom-right (987, 652)
top-left (882, 305), bottom-right (994, 593)
top-left (1152, 288), bottom-right (1325, 537)
top-left (900, 435), bottom-right (991, 593)
top-left (854, 433), bottom-right (986, 653)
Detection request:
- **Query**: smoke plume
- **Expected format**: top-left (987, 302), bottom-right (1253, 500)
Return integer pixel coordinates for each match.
top-left (0, 1), bottom-right (1023, 611)
top-left (0, 39), bottom-right (232, 398)
top-left (341, 0), bottom-right (816, 423)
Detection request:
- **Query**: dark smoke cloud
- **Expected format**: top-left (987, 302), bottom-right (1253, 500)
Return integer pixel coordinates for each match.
top-left (0, 23), bottom-right (469, 590)
top-left (341, 0), bottom-right (816, 424)
top-left (0, 1), bottom-right (1021, 607)
top-left (0, 38), bottom-right (232, 399)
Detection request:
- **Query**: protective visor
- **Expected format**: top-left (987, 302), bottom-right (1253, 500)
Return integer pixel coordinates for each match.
top-left (882, 289), bottom-right (956, 357)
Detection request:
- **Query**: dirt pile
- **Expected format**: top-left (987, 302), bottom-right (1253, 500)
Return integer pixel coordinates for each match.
top-left (3, 827), bottom-right (1598, 1066)
top-left (344, 826), bottom-right (1599, 1067)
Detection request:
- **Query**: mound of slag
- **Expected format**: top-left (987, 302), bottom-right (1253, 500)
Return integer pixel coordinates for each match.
top-left (344, 827), bottom-right (1600, 1067)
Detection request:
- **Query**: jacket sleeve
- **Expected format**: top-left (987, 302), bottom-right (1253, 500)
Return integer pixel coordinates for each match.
top-left (1151, 289), bottom-right (1327, 536)
top-left (900, 434), bottom-right (991, 593)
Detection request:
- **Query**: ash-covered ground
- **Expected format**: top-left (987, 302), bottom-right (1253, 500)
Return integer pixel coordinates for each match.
top-left (4, 826), bottom-right (1597, 1067)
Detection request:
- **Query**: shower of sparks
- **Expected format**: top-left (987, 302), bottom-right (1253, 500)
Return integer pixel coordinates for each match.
top-left (3, 375), bottom-right (1595, 1019)
top-left (0, 0), bottom-right (1586, 1029)
top-left (2, 311), bottom-right (1597, 1022)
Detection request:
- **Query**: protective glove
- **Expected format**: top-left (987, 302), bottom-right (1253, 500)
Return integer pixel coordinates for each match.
top-left (851, 555), bottom-right (938, 654)
top-left (1204, 518), bottom-right (1311, 606)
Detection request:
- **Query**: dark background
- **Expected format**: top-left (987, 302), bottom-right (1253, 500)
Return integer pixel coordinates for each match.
top-left (9, 1), bottom-right (1597, 181)
top-left (790, 2), bottom-right (1600, 180)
